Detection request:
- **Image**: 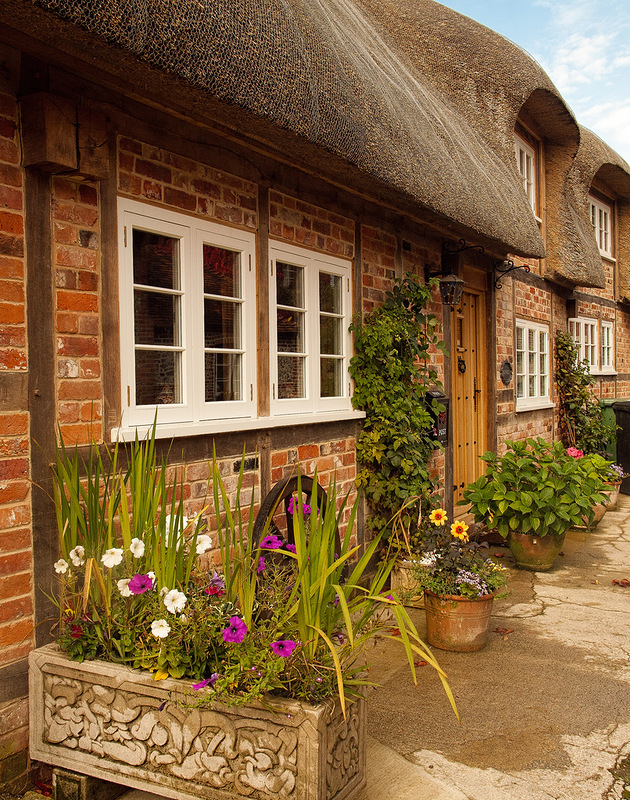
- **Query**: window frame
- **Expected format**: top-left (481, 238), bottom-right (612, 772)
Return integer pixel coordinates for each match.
top-left (600, 320), bottom-right (615, 374)
top-left (568, 317), bottom-right (599, 372)
top-left (117, 198), bottom-right (257, 430)
top-left (514, 133), bottom-right (538, 218)
top-left (269, 241), bottom-right (353, 417)
top-left (515, 319), bottom-right (551, 411)
top-left (588, 194), bottom-right (613, 259)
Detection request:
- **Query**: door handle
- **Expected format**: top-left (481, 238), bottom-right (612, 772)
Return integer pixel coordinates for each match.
top-left (473, 377), bottom-right (482, 412)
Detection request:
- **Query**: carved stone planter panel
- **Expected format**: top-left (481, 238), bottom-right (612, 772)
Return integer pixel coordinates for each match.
top-left (29, 645), bottom-right (366, 800)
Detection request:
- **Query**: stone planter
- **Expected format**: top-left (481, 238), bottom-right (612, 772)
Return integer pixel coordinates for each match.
top-left (423, 590), bottom-right (495, 652)
top-left (507, 530), bottom-right (566, 571)
top-left (390, 559), bottom-right (424, 608)
top-left (29, 644), bottom-right (366, 800)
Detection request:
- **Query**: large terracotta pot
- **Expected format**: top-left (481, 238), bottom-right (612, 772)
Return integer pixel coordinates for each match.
top-left (604, 480), bottom-right (622, 511)
top-left (423, 590), bottom-right (495, 652)
top-left (29, 644), bottom-right (366, 800)
top-left (507, 530), bottom-right (566, 571)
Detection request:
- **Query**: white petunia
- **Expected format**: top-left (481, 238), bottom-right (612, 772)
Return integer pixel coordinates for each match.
top-left (54, 558), bottom-right (69, 574)
top-left (101, 548), bottom-right (124, 569)
top-left (150, 619), bottom-right (171, 639)
top-left (129, 538), bottom-right (145, 558)
top-left (69, 546), bottom-right (85, 567)
top-left (160, 586), bottom-right (169, 598)
top-left (195, 534), bottom-right (212, 555)
top-left (147, 571), bottom-right (156, 588)
top-left (117, 578), bottom-right (132, 597)
top-left (163, 589), bottom-right (187, 614)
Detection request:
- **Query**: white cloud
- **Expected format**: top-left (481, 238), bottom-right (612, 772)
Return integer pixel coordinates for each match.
top-left (579, 101), bottom-right (630, 165)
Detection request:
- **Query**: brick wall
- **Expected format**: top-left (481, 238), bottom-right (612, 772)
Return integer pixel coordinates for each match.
top-left (269, 192), bottom-right (354, 259)
top-left (53, 177), bottom-right (102, 444)
top-left (361, 225), bottom-right (396, 313)
top-left (118, 138), bottom-right (258, 230)
top-left (0, 88), bottom-right (33, 792)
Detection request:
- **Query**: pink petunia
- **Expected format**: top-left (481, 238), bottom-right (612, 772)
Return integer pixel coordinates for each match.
top-left (222, 616), bottom-right (247, 643)
top-left (128, 573), bottom-right (154, 595)
top-left (192, 673), bottom-right (219, 691)
top-left (257, 556), bottom-right (266, 573)
top-left (260, 534), bottom-right (283, 550)
top-left (270, 639), bottom-right (297, 657)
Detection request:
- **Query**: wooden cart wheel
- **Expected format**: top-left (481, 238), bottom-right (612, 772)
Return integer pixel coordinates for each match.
top-left (252, 475), bottom-right (342, 561)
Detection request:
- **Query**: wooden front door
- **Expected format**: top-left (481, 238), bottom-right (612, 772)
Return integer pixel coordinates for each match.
top-left (452, 288), bottom-right (487, 513)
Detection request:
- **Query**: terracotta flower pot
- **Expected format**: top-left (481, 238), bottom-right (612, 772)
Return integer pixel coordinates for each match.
top-left (604, 480), bottom-right (622, 511)
top-left (423, 589), bottom-right (495, 652)
top-left (507, 530), bottom-right (566, 571)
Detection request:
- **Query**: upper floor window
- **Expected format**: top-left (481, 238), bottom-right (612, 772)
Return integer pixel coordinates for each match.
top-left (588, 194), bottom-right (613, 258)
top-left (515, 319), bottom-right (550, 410)
top-left (269, 242), bottom-right (352, 416)
top-left (118, 198), bottom-right (257, 429)
top-left (601, 320), bottom-right (614, 373)
top-left (514, 134), bottom-right (537, 215)
top-left (568, 317), bottom-right (602, 372)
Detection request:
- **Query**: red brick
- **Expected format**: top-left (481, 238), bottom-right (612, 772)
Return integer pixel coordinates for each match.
top-left (0, 186), bottom-right (22, 211)
top-left (79, 358), bottom-right (100, 378)
top-left (0, 303), bottom-right (24, 324)
top-left (120, 137), bottom-right (143, 154)
top-left (0, 348), bottom-right (26, 370)
top-left (0, 641), bottom-right (34, 665)
top-left (57, 290), bottom-right (98, 313)
top-left (142, 181), bottom-right (162, 201)
top-left (79, 401), bottom-right (101, 421)
top-left (58, 421), bottom-right (101, 444)
top-left (0, 438), bottom-right (28, 457)
top-left (118, 152), bottom-right (134, 172)
top-left (58, 401), bottom-right (80, 423)
top-left (56, 245), bottom-right (98, 270)
top-left (135, 159), bottom-right (171, 183)
top-left (0, 258), bottom-right (23, 280)
top-left (0, 572), bottom-right (31, 601)
top-left (0, 551), bottom-right (31, 577)
top-left (164, 187), bottom-right (196, 212)
top-left (0, 530), bottom-right (30, 559)
top-left (57, 335), bottom-right (98, 357)
top-left (0, 504), bottom-right (30, 531)
top-left (0, 164), bottom-right (21, 188)
top-left (79, 184), bottom-right (98, 206)
top-left (0, 481), bottom-right (29, 505)
top-left (56, 312), bottom-right (79, 334)
top-left (298, 444), bottom-right (319, 460)
top-left (0, 233), bottom-right (23, 258)
top-left (53, 179), bottom-right (77, 201)
top-left (119, 173), bottom-right (142, 195)
top-left (0, 211), bottom-right (23, 236)
top-left (78, 315), bottom-right (99, 335)
top-left (53, 202), bottom-right (98, 227)
top-left (0, 139), bottom-right (19, 164)
top-left (55, 268), bottom-right (77, 289)
top-left (271, 452), bottom-right (288, 468)
top-left (0, 618), bottom-right (34, 648)
top-left (0, 281), bottom-right (23, 303)
top-left (58, 379), bottom-right (101, 400)
top-left (192, 178), bottom-right (221, 199)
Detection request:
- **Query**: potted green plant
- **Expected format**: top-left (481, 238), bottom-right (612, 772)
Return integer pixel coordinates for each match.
top-left (565, 448), bottom-right (617, 528)
top-left (406, 509), bottom-right (508, 651)
top-left (461, 438), bottom-right (608, 571)
top-left (31, 430), bottom-right (456, 800)
top-left (602, 462), bottom-right (626, 510)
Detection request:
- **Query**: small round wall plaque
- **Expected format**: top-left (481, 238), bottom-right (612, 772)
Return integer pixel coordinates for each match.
top-left (500, 359), bottom-right (513, 386)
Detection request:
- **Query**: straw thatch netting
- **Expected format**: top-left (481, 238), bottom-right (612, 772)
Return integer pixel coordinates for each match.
top-left (26, 0), bottom-right (545, 257)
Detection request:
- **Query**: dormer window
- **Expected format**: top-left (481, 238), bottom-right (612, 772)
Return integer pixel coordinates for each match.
top-left (514, 134), bottom-right (536, 213)
top-left (588, 194), bottom-right (613, 258)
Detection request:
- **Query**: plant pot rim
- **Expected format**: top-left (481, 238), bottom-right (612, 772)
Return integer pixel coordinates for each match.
top-left (424, 588), bottom-right (497, 602)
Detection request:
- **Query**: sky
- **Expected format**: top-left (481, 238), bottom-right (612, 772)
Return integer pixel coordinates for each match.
top-left (437, 0), bottom-right (630, 165)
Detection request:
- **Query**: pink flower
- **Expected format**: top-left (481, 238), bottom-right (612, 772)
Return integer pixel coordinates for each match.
top-left (270, 639), bottom-right (297, 657)
top-left (192, 673), bottom-right (219, 691)
top-left (260, 534), bottom-right (283, 550)
top-left (285, 543), bottom-right (297, 554)
top-left (566, 447), bottom-right (584, 458)
top-left (128, 573), bottom-right (154, 595)
top-left (222, 616), bottom-right (247, 643)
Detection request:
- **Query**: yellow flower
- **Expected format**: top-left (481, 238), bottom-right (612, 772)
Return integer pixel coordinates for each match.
top-left (153, 668), bottom-right (169, 681)
top-left (429, 508), bottom-right (448, 526)
top-left (450, 520), bottom-right (469, 542)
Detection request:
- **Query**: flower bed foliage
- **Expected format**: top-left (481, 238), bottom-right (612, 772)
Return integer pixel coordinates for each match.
top-left (555, 330), bottom-right (615, 454)
top-left (409, 510), bottom-right (507, 600)
top-left (51, 430), bottom-right (456, 717)
top-left (462, 438), bottom-right (609, 538)
top-left (349, 274), bottom-right (447, 549)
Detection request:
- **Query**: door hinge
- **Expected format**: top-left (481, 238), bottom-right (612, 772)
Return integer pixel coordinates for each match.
top-left (127, 385), bottom-right (130, 406)
top-left (124, 226), bottom-right (127, 247)
top-left (250, 384), bottom-right (253, 401)
top-left (249, 254), bottom-right (252, 272)
top-left (272, 383), bottom-right (275, 400)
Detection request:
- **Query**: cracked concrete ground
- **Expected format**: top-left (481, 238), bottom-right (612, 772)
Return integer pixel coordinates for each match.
top-left (353, 494), bottom-right (630, 800)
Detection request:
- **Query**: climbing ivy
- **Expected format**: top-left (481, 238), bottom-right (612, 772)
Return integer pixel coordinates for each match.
top-left (554, 329), bottom-right (614, 454)
top-left (349, 274), bottom-right (448, 547)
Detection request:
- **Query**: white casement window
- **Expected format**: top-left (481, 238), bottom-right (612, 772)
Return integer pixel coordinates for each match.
top-left (118, 198), bottom-right (256, 429)
top-left (515, 320), bottom-right (550, 410)
top-left (588, 195), bottom-right (613, 258)
top-left (514, 135), bottom-right (537, 213)
top-left (269, 242), bottom-right (352, 415)
top-left (568, 317), bottom-right (598, 371)
top-left (600, 321), bottom-right (614, 373)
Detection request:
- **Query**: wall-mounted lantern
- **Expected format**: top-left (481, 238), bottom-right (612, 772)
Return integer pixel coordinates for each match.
top-left (425, 239), bottom-right (484, 307)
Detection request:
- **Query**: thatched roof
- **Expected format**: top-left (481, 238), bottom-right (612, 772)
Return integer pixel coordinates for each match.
top-left (6, 0), bottom-right (630, 280)
top-left (15, 0), bottom-right (548, 256)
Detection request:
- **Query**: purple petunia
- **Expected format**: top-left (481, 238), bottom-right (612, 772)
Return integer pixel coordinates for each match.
top-left (128, 573), bottom-right (154, 595)
top-left (270, 639), bottom-right (297, 657)
top-left (192, 672), bottom-right (219, 691)
top-left (257, 556), bottom-right (266, 573)
top-left (260, 534), bottom-right (283, 550)
top-left (222, 616), bottom-right (247, 644)
top-left (208, 570), bottom-right (226, 590)
top-left (285, 543), bottom-right (297, 554)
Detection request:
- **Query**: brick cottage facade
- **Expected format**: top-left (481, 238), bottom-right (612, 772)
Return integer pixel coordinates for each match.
top-left (1, 0), bottom-right (630, 789)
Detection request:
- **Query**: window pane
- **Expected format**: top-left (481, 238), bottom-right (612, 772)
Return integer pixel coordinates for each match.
top-left (135, 350), bottom-right (181, 405)
top-left (134, 290), bottom-right (180, 347)
top-left (320, 316), bottom-right (342, 355)
top-left (516, 375), bottom-right (524, 398)
top-left (321, 358), bottom-right (342, 397)
top-left (133, 230), bottom-right (179, 289)
top-left (278, 355), bottom-right (304, 399)
top-left (203, 245), bottom-right (240, 298)
top-left (540, 375), bottom-right (548, 397)
top-left (320, 273), bottom-right (342, 314)
top-left (204, 298), bottom-right (240, 349)
top-left (276, 262), bottom-right (304, 307)
top-left (277, 308), bottom-right (304, 353)
top-left (205, 352), bottom-right (242, 402)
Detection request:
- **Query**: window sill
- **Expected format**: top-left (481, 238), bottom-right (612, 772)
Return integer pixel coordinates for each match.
top-left (601, 254), bottom-right (616, 264)
top-left (111, 409), bottom-right (366, 442)
top-left (592, 370), bottom-right (618, 377)
top-left (515, 401), bottom-right (556, 413)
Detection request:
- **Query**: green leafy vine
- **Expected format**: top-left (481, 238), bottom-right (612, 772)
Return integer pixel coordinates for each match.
top-left (349, 274), bottom-right (447, 549)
